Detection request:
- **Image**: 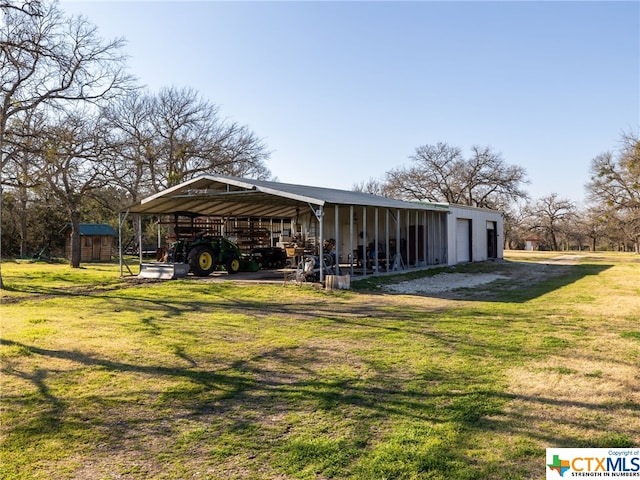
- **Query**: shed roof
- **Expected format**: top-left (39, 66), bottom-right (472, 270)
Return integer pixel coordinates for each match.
top-left (124, 175), bottom-right (450, 218)
top-left (61, 223), bottom-right (117, 236)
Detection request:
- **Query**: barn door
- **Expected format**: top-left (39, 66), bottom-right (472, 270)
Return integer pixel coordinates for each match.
top-left (91, 236), bottom-right (101, 261)
top-left (456, 219), bottom-right (471, 263)
top-left (487, 221), bottom-right (497, 259)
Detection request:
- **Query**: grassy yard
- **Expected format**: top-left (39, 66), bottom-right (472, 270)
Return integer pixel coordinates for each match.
top-left (1, 252), bottom-right (639, 479)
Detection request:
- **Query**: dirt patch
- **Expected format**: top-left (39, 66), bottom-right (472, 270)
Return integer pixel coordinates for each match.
top-left (384, 272), bottom-right (509, 294)
top-left (379, 259), bottom-right (574, 298)
top-left (543, 254), bottom-right (583, 265)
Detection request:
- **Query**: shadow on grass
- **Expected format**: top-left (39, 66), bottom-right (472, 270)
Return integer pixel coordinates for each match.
top-left (352, 261), bottom-right (614, 303)
top-left (2, 334), bottom-right (635, 479)
top-left (0, 258), bottom-right (632, 478)
top-left (4, 261), bottom-right (614, 308)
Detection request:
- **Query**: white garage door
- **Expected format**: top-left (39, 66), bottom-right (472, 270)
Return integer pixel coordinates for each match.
top-left (456, 219), bottom-right (470, 263)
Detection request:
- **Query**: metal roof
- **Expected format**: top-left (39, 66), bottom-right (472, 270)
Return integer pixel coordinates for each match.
top-left (124, 175), bottom-right (450, 218)
top-left (61, 223), bottom-right (117, 236)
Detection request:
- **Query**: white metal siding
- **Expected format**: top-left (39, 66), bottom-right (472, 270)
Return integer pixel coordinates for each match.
top-left (456, 219), bottom-right (470, 263)
top-left (447, 206), bottom-right (503, 265)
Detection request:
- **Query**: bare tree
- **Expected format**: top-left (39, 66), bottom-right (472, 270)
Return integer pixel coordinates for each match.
top-left (578, 205), bottom-right (610, 252)
top-left (104, 87), bottom-right (271, 197)
top-left (0, 0), bottom-right (132, 283)
top-left (215, 123), bottom-right (271, 180)
top-left (2, 109), bottom-right (47, 256)
top-left (385, 142), bottom-right (465, 203)
top-left (39, 109), bottom-right (113, 267)
top-left (586, 132), bottom-right (640, 252)
top-left (1, 0), bottom-right (130, 155)
top-left (384, 142), bottom-right (528, 209)
top-left (502, 200), bottom-right (530, 250)
top-left (526, 193), bottom-right (576, 251)
top-left (148, 86), bottom-right (270, 189)
top-left (352, 177), bottom-right (389, 196)
top-left (101, 89), bottom-right (155, 202)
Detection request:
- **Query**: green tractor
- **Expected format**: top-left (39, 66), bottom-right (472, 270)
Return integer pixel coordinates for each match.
top-left (167, 236), bottom-right (242, 277)
top-left (186, 236), bottom-right (242, 276)
top-left (163, 213), bottom-right (257, 277)
top-left (158, 212), bottom-right (260, 277)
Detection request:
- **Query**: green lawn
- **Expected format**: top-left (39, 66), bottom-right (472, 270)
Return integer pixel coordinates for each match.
top-left (1, 252), bottom-right (639, 479)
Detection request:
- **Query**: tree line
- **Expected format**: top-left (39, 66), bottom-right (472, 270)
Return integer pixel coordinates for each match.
top-left (354, 136), bottom-right (639, 253)
top-left (0, 0), bottom-right (271, 278)
top-left (1, 0), bottom-right (638, 285)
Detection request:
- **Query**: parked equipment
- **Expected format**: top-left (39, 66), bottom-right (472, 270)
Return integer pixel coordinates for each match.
top-left (171, 236), bottom-right (243, 276)
top-left (286, 254), bottom-right (334, 283)
top-left (151, 212), bottom-right (289, 277)
top-left (251, 247), bottom-right (288, 270)
top-left (154, 212), bottom-right (243, 277)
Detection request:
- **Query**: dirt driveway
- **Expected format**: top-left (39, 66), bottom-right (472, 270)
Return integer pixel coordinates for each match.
top-left (380, 255), bottom-right (585, 299)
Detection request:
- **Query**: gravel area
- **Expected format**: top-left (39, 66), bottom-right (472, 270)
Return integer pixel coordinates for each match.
top-left (380, 255), bottom-right (584, 296)
top-left (383, 272), bottom-right (509, 294)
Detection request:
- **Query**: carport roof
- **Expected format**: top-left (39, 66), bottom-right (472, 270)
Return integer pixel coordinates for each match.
top-left (124, 175), bottom-right (450, 218)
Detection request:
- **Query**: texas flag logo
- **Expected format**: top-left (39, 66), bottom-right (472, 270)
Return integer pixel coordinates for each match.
top-left (547, 454), bottom-right (571, 477)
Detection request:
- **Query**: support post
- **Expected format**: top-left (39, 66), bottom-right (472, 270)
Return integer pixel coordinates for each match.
top-left (334, 204), bottom-right (340, 275)
top-left (405, 210), bottom-right (410, 268)
top-left (415, 210), bottom-right (419, 267)
top-left (423, 211), bottom-right (427, 266)
top-left (138, 214), bottom-right (143, 267)
top-left (349, 205), bottom-right (354, 277)
top-left (318, 205), bottom-right (324, 283)
top-left (119, 212), bottom-right (124, 277)
top-left (385, 209), bottom-right (390, 272)
top-left (362, 206), bottom-right (367, 278)
top-left (396, 209), bottom-right (401, 269)
top-left (374, 208), bottom-right (379, 273)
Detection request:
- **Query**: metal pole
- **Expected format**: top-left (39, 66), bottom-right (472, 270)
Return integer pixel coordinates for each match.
top-left (385, 209), bottom-right (390, 272)
top-left (349, 205), bottom-right (354, 277)
top-left (318, 206), bottom-right (324, 283)
top-left (118, 212), bottom-right (123, 277)
top-left (405, 210), bottom-right (410, 268)
top-left (396, 209), bottom-right (401, 270)
top-left (334, 204), bottom-right (340, 275)
top-left (374, 208), bottom-right (379, 273)
top-left (138, 214), bottom-right (143, 268)
top-left (362, 206), bottom-right (367, 278)
top-left (415, 210), bottom-right (419, 267)
top-left (423, 211), bottom-right (427, 266)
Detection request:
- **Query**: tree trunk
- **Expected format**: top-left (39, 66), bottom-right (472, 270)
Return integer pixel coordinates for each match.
top-left (70, 212), bottom-right (82, 268)
top-left (19, 186), bottom-right (28, 257)
top-left (0, 120), bottom-right (5, 289)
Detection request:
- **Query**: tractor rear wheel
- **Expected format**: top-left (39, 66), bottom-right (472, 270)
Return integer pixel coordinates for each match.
top-left (226, 256), bottom-right (241, 274)
top-left (189, 245), bottom-right (216, 276)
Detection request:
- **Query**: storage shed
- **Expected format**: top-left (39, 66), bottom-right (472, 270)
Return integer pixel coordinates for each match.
top-left (61, 223), bottom-right (116, 261)
top-left (525, 236), bottom-right (540, 251)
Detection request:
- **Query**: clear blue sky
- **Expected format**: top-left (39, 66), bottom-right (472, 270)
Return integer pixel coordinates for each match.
top-left (62, 0), bottom-right (640, 204)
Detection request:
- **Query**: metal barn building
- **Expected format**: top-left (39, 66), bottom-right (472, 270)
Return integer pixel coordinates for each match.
top-left (120, 175), bottom-right (503, 280)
